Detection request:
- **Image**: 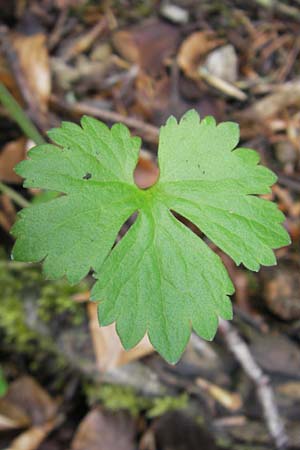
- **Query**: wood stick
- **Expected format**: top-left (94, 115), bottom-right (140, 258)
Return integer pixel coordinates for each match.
top-left (50, 95), bottom-right (159, 143)
top-left (219, 319), bottom-right (288, 449)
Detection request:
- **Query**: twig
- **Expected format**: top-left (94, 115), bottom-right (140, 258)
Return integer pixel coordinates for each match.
top-left (251, 0), bottom-right (300, 19)
top-left (0, 82), bottom-right (45, 145)
top-left (48, 7), bottom-right (69, 51)
top-left (50, 95), bottom-right (159, 143)
top-left (198, 66), bottom-right (247, 101)
top-left (63, 17), bottom-right (107, 62)
top-left (0, 181), bottom-right (30, 208)
top-left (240, 81), bottom-right (300, 121)
top-left (218, 319), bottom-right (288, 449)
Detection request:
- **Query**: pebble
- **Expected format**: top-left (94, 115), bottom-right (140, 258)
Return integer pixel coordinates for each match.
top-left (205, 44), bottom-right (238, 83)
top-left (160, 2), bottom-right (189, 24)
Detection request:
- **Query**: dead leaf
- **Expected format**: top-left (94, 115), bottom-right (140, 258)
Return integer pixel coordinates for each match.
top-left (88, 303), bottom-right (154, 372)
top-left (6, 420), bottom-right (56, 450)
top-left (71, 408), bottom-right (135, 450)
top-left (113, 20), bottom-right (179, 77)
top-left (0, 377), bottom-right (59, 448)
top-left (0, 52), bottom-right (22, 102)
top-left (4, 377), bottom-right (58, 426)
top-left (12, 32), bottom-right (51, 114)
top-left (0, 399), bottom-right (30, 431)
top-left (177, 31), bottom-right (224, 79)
top-left (0, 375), bottom-right (59, 434)
top-left (0, 137), bottom-right (27, 183)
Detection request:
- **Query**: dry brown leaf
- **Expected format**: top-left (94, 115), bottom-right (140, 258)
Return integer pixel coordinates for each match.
top-left (71, 408), bottom-right (135, 450)
top-left (0, 377), bottom-right (59, 449)
top-left (4, 376), bottom-right (58, 426)
top-left (113, 20), bottom-right (179, 77)
top-left (0, 52), bottom-right (22, 101)
top-left (6, 420), bottom-right (56, 450)
top-left (0, 399), bottom-right (30, 431)
top-left (0, 137), bottom-right (27, 183)
top-left (177, 31), bottom-right (224, 79)
top-left (88, 303), bottom-right (154, 372)
top-left (12, 32), bottom-right (51, 113)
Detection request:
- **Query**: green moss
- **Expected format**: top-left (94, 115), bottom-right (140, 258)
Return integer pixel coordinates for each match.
top-left (85, 382), bottom-right (188, 418)
top-left (146, 393), bottom-right (188, 418)
top-left (0, 260), bottom-right (88, 357)
top-left (38, 279), bottom-right (87, 325)
top-left (0, 266), bottom-right (36, 352)
top-left (85, 383), bottom-right (151, 416)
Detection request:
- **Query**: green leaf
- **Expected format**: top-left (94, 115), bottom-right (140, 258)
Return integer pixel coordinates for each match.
top-left (12, 111), bottom-right (290, 363)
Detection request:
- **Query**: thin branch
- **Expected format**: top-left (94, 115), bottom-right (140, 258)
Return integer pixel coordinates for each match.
top-left (50, 95), bottom-right (159, 143)
top-left (219, 319), bottom-right (288, 450)
top-left (250, 0), bottom-right (300, 19)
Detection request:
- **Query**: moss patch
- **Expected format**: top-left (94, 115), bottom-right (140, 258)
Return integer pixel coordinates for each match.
top-left (85, 382), bottom-right (188, 418)
top-left (0, 260), bottom-right (88, 358)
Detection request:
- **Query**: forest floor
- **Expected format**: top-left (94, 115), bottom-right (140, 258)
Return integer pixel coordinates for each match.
top-left (1, 1), bottom-right (300, 449)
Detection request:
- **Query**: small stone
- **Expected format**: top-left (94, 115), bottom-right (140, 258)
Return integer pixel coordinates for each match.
top-left (205, 44), bottom-right (238, 83)
top-left (160, 2), bottom-right (189, 24)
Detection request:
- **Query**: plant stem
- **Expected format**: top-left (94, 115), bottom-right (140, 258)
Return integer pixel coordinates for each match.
top-left (0, 181), bottom-right (30, 208)
top-left (0, 82), bottom-right (45, 145)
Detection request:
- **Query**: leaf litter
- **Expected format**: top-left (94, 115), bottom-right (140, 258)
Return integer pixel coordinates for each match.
top-left (1, 1), bottom-right (300, 449)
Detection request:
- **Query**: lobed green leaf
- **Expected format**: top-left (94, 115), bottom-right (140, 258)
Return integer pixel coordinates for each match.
top-left (12, 111), bottom-right (290, 362)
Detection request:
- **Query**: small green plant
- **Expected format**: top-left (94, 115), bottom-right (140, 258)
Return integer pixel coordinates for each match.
top-left (0, 367), bottom-right (8, 397)
top-left (12, 110), bottom-right (290, 363)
